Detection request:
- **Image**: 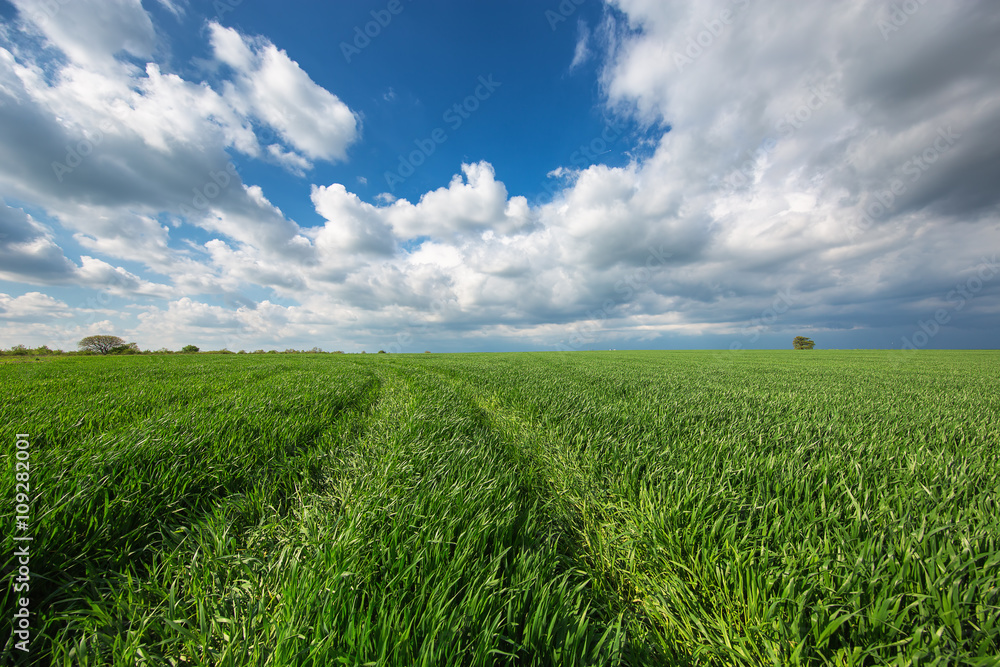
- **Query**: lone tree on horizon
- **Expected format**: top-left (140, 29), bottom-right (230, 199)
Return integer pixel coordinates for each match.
top-left (793, 336), bottom-right (816, 350)
top-left (78, 335), bottom-right (126, 355)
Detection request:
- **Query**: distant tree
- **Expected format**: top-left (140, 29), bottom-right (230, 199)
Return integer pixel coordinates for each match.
top-left (10, 344), bottom-right (29, 356)
top-left (793, 336), bottom-right (816, 350)
top-left (108, 342), bottom-right (140, 354)
top-left (181, 345), bottom-right (199, 353)
top-left (79, 335), bottom-right (126, 355)
top-left (377, 350), bottom-right (386, 354)
top-left (310, 347), bottom-right (323, 353)
top-left (424, 351), bottom-right (431, 354)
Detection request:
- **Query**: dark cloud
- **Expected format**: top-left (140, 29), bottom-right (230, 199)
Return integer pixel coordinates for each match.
top-left (0, 200), bottom-right (77, 283)
top-left (1, 0), bottom-right (999, 351)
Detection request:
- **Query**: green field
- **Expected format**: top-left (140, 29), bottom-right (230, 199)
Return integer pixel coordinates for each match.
top-left (2, 350), bottom-right (998, 665)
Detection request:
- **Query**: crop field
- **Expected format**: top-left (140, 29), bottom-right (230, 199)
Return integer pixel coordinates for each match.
top-left (2, 350), bottom-right (999, 665)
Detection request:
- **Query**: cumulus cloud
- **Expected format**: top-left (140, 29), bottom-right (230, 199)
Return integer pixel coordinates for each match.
top-left (77, 256), bottom-right (175, 299)
top-left (209, 22), bottom-right (360, 166)
top-left (0, 4), bottom-right (359, 313)
top-left (278, 0), bottom-right (999, 349)
top-left (131, 297), bottom-right (305, 351)
top-left (311, 183), bottom-right (397, 260)
top-left (0, 200), bottom-right (174, 298)
top-left (384, 162), bottom-right (534, 241)
top-left (0, 200), bottom-right (78, 283)
top-left (567, 0), bottom-right (1000, 337)
top-left (0, 291), bottom-right (74, 322)
top-left (11, 0), bottom-right (155, 71)
top-left (1, 0), bottom-right (998, 352)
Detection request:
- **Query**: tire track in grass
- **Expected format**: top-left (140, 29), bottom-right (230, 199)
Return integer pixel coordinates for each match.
top-left (416, 364), bottom-right (655, 664)
top-left (18, 358), bottom-right (385, 664)
top-left (421, 356), bottom-right (832, 665)
top-left (250, 359), bottom-right (626, 666)
top-left (450, 357), bottom-right (828, 665)
top-left (420, 353), bottom-right (1000, 666)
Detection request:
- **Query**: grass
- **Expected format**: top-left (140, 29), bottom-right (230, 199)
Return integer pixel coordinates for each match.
top-left (1, 350), bottom-right (998, 665)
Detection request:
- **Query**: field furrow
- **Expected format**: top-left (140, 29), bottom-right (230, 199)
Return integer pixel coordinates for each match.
top-left (2, 350), bottom-right (998, 665)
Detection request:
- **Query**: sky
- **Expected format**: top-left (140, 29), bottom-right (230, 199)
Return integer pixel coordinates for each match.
top-left (0, 0), bottom-right (998, 353)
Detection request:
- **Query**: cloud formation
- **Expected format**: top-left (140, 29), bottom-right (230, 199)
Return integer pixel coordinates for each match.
top-left (209, 22), bottom-right (360, 168)
top-left (0, 0), bottom-right (998, 352)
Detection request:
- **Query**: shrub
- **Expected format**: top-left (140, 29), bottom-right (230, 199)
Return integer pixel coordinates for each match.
top-left (793, 336), bottom-right (816, 350)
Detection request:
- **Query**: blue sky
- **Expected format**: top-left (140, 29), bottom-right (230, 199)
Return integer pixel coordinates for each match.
top-left (203, 1), bottom-right (636, 208)
top-left (0, 0), bottom-right (998, 352)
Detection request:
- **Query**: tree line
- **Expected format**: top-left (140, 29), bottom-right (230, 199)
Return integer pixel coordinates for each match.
top-left (3, 333), bottom-right (817, 357)
top-left (0, 335), bottom-right (353, 356)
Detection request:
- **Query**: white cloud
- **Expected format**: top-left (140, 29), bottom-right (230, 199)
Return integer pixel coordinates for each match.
top-left (0, 291), bottom-right (73, 322)
top-left (311, 183), bottom-right (396, 260)
top-left (12, 0), bottom-right (155, 71)
top-left (209, 22), bottom-right (360, 166)
top-left (384, 162), bottom-right (534, 241)
top-left (0, 201), bottom-right (78, 283)
top-left (0, 9), bottom-right (361, 304)
top-left (570, 21), bottom-right (592, 71)
top-left (77, 256), bottom-right (175, 299)
top-left (154, 0), bottom-right (185, 18)
top-left (0, 201), bottom-right (174, 298)
top-left (131, 297), bottom-right (306, 350)
top-left (2, 1), bottom-right (999, 352)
